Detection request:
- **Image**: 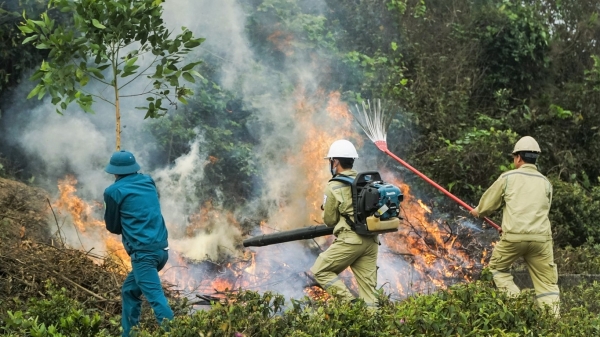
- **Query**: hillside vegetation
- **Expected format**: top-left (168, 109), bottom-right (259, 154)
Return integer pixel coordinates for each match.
top-left (2, 0), bottom-right (600, 336)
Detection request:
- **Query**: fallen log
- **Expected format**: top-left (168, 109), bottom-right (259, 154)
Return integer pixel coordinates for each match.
top-left (243, 225), bottom-right (334, 247)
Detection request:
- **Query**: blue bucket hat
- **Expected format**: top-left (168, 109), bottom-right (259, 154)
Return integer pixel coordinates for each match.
top-left (105, 150), bottom-right (141, 175)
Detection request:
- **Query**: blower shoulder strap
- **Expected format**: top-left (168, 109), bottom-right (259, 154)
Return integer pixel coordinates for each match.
top-left (328, 174), bottom-right (357, 230)
top-left (329, 174), bottom-right (354, 185)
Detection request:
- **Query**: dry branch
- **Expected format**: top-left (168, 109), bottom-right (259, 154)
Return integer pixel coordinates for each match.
top-left (0, 213), bottom-right (21, 220)
top-left (50, 271), bottom-right (110, 302)
top-left (0, 241), bottom-right (126, 315)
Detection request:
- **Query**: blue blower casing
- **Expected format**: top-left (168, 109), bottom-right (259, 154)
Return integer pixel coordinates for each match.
top-left (361, 182), bottom-right (403, 220)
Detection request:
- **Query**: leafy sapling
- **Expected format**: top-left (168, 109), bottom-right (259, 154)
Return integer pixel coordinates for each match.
top-left (19, 0), bottom-right (205, 150)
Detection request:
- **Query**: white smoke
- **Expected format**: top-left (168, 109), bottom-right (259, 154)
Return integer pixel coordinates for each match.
top-left (148, 135), bottom-right (242, 261)
top-left (163, 0), bottom-right (355, 231)
top-left (152, 136), bottom-right (208, 229)
top-left (0, 0), bottom-right (446, 301)
top-left (18, 108), bottom-right (114, 198)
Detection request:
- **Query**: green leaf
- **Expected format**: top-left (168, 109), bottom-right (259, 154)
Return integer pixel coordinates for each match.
top-left (88, 67), bottom-right (105, 79)
top-left (126, 56), bottom-right (138, 67)
top-left (182, 61), bottom-right (201, 71)
top-left (27, 85), bottom-right (42, 99)
top-left (184, 40), bottom-right (201, 48)
top-left (76, 68), bottom-right (84, 79)
top-left (123, 64), bottom-right (140, 72)
top-left (22, 35), bottom-right (39, 45)
top-left (37, 86), bottom-right (47, 100)
top-left (92, 19), bottom-right (106, 29)
top-left (30, 71), bottom-right (44, 81)
top-left (182, 72), bottom-right (195, 83)
top-left (153, 65), bottom-right (163, 78)
top-left (40, 60), bottom-right (50, 71)
top-left (189, 70), bottom-right (202, 78)
top-left (19, 25), bottom-right (34, 34)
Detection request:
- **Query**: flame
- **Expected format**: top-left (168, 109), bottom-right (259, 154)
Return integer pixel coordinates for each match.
top-left (417, 200), bottom-right (432, 213)
top-left (293, 90), bottom-right (359, 224)
top-left (54, 175), bottom-right (92, 233)
top-left (304, 286), bottom-right (331, 301)
top-left (160, 90), bottom-right (483, 301)
top-left (267, 29), bottom-right (295, 56)
top-left (377, 173), bottom-right (480, 296)
top-left (212, 278), bottom-right (234, 292)
top-left (50, 89), bottom-right (487, 303)
top-left (244, 251), bottom-right (256, 275)
top-left (259, 220), bottom-right (276, 235)
top-left (184, 200), bottom-right (222, 236)
top-left (53, 175), bottom-right (129, 264)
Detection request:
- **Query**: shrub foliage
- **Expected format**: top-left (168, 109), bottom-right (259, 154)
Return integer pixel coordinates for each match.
top-left (4, 274), bottom-right (600, 336)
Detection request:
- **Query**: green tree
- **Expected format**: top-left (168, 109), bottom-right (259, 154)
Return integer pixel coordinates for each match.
top-left (19, 0), bottom-right (204, 150)
top-left (0, 1), bottom-right (48, 93)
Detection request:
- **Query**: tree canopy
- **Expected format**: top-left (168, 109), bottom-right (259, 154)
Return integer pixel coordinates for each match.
top-left (19, 0), bottom-right (204, 150)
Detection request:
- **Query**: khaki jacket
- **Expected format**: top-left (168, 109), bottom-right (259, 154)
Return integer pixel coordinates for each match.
top-left (474, 164), bottom-right (553, 242)
top-left (323, 169), bottom-right (357, 236)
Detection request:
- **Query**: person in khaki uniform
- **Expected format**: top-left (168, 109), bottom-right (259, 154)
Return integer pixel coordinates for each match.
top-left (310, 139), bottom-right (379, 306)
top-left (470, 136), bottom-right (559, 316)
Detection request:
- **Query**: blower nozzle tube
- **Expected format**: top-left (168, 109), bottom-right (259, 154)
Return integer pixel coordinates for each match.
top-left (243, 225), bottom-right (334, 247)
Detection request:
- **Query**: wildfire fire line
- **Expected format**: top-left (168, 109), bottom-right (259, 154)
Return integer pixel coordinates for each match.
top-left (50, 91), bottom-right (493, 304)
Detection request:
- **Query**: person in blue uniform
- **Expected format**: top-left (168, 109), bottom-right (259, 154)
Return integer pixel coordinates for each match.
top-left (103, 150), bottom-right (173, 336)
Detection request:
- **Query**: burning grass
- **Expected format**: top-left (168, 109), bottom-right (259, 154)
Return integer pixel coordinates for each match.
top-left (0, 177), bottom-right (182, 323)
top-left (0, 87), bottom-right (495, 315)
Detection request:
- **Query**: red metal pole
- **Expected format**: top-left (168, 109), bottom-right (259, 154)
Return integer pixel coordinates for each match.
top-left (374, 140), bottom-right (501, 231)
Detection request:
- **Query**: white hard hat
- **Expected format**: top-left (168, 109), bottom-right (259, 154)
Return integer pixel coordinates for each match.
top-left (325, 139), bottom-right (359, 159)
top-left (512, 136), bottom-right (541, 154)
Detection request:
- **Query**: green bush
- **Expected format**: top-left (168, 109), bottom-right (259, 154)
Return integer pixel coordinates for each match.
top-left (134, 277), bottom-right (595, 337)
top-left (391, 279), bottom-right (550, 336)
top-left (549, 178), bottom-right (600, 248)
top-left (420, 125), bottom-right (518, 203)
top-left (0, 283), bottom-right (114, 337)
top-left (561, 281), bottom-right (600, 314)
top-left (555, 243), bottom-right (600, 274)
top-left (134, 291), bottom-right (286, 337)
top-left (469, 0), bottom-right (551, 98)
top-left (6, 276), bottom-right (600, 336)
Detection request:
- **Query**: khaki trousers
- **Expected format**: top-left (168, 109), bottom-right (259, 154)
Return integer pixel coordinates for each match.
top-left (310, 230), bottom-right (379, 305)
top-left (489, 239), bottom-right (560, 316)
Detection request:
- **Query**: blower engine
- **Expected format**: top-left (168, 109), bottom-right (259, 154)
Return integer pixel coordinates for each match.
top-left (331, 171), bottom-right (403, 235)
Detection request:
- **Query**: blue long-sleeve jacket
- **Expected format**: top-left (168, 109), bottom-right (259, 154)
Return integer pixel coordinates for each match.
top-left (104, 173), bottom-right (168, 255)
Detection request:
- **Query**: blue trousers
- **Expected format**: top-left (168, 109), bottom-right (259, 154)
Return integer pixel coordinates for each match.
top-left (122, 249), bottom-right (173, 337)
